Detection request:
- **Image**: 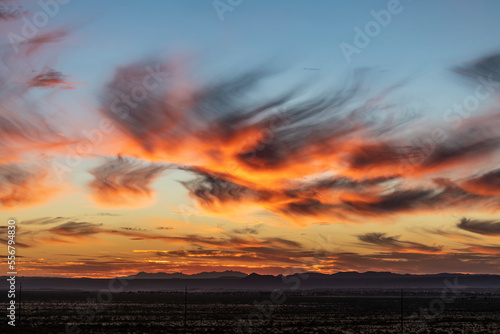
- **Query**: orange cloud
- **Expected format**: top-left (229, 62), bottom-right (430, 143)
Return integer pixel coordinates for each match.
top-left (463, 245), bottom-right (500, 255)
top-left (461, 168), bottom-right (500, 196)
top-left (0, 163), bottom-right (60, 209)
top-left (92, 55), bottom-right (500, 221)
top-left (3, 27), bottom-right (500, 223)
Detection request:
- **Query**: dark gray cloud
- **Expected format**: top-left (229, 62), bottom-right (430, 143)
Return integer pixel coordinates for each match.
top-left (0, 236), bottom-right (31, 248)
top-left (88, 156), bottom-right (170, 207)
top-left (357, 232), bottom-right (443, 253)
top-left (50, 221), bottom-right (103, 237)
top-left (181, 167), bottom-right (500, 221)
top-left (121, 227), bottom-right (148, 231)
top-left (28, 68), bottom-right (77, 89)
top-left (180, 170), bottom-right (266, 208)
top-left (418, 226), bottom-right (480, 240)
top-left (232, 224), bottom-right (262, 235)
top-left (457, 217), bottom-right (500, 236)
top-left (454, 53), bottom-right (500, 83)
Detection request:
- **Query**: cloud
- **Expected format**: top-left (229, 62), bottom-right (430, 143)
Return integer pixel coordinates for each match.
top-left (461, 244), bottom-right (500, 255)
top-left (0, 1), bottom-right (26, 21)
top-left (21, 213), bottom-right (121, 226)
top-left (0, 234), bottom-right (31, 248)
top-left (17, 217), bottom-right (181, 247)
top-left (457, 217), bottom-right (500, 236)
top-left (232, 224), bottom-right (262, 235)
top-left (454, 53), bottom-right (500, 83)
top-left (17, 27), bottom-right (69, 56)
top-left (18, 215), bottom-right (500, 275)
top-left (28, 68), bottom-right (84, 89)
top-left (3, 38), bottom-right (500, 220)
top-left (320, 251), bottom-right (500, 274)
top-left (93, 55), bottom-right (500, 220)
top-left (0, 163), bottom-right (59, 209)
top-left (156, 226), bottom-right (173, 230)
top-left (0, 26), bottom-right (76, 163)
top-left (357, 232), bottom-right (443, 253)
top-left (266, 237), bottom-right (302, 249)
top-left (154, 247), bottom-right (314, 266)
top-left (100, 61), bottom-right (373, 172)
top-left (86, 212), bottom-right (122, 217)
top-left (88, 156), bottom-right (170, 208)
top-left (22, 216), bottom-right (68, 225)
top-left (418, 225), bottom-right (480, 241)
top-left (20, 248), bottom-right (500, 277)
top-left (0, 103), bottom-right (70, 161)
top-left (180, 167), bottom-right (498, 223)
top-left (121, 227), bottom-right (148, 231)
top-left (180, 169), bottom-right (266, 211)
top-left (36, 218), bottom-right (304, 262)
top-left (158, 233), bottom-right (302, 250)
top-left (461, 168), bottom-right (500, 195)
top-left (46, 220), bottom-right (168, 242)
top-left (50, 221), bottom-right (103, 237)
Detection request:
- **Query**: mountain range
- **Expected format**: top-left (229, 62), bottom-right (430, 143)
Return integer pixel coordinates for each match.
top-left (2, 271), bottom-right (499, 291)
top-left (119, 270), bottom-right (247, 279)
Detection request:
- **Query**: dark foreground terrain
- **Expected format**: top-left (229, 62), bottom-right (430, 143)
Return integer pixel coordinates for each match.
top-left (2, 290), bottom-right (499, 334)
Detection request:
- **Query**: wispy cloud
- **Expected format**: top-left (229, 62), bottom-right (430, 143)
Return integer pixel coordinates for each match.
top-left (357, 232), bottom-right (443, 253)
top-left (22, 216), bottom-right (69, 225)
top-left (92, 54), bottom-right (500, 221)
top-left (232, 224), bottom-right (263, 235)
top-left (0, 1), bottom-right (26, 21)
top-left (461, 168), bottom-right (500, 196)
top-left (50, 221), bottom-right (104, 237)
top-left (0, 163), bottom-right (59, 209)
top-left (457, 217), bottom-right (500, 236)
top-left (461, 244), bottom-right (500, 255)
top-left (28, 68), bottom-right (85, 89)
top-left (88, 156), bottom-right (170, 208)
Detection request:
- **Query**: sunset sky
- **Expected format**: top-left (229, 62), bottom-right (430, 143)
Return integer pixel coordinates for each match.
top-left (1, 0), bottom-right (500, 278)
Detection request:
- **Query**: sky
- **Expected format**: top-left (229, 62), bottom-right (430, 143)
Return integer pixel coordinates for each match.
top-left (1, 0), bottom-right (500, 278)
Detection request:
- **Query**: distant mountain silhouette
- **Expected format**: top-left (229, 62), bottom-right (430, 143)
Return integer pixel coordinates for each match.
top-left (2, 271), bottom-right (499, 291)
top-left (121, 270), bottom-right (247, 279)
